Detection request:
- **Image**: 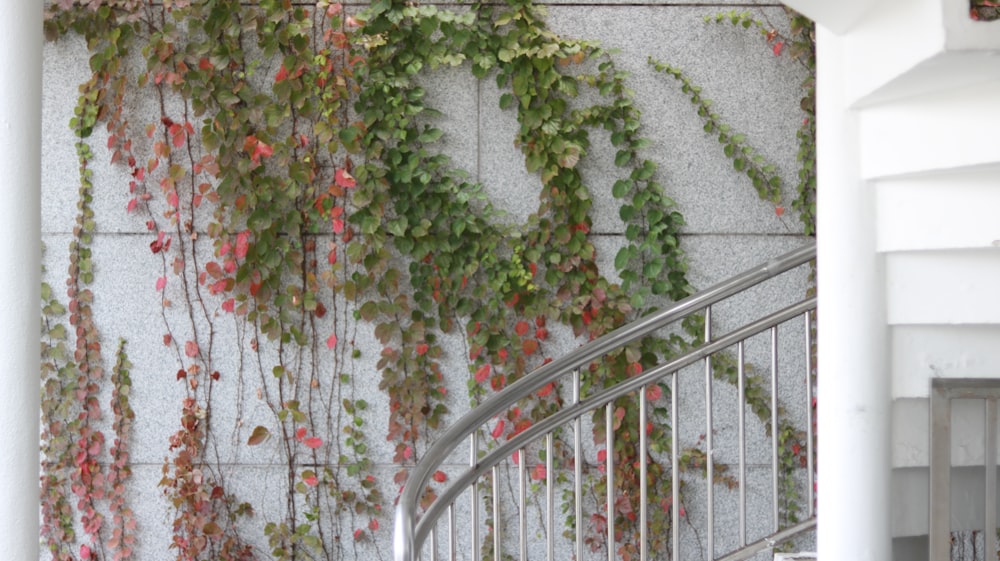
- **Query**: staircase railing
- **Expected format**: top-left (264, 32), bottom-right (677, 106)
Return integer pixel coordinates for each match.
top-left (395, 243), bottom-right (817, 561)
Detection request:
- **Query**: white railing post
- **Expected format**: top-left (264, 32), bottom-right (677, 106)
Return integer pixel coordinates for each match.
top-left (0, 1), bottom-right (42, 558)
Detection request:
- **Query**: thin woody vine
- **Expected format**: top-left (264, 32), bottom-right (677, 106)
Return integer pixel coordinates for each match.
top-left (42, 1), bottom-right (816, 560)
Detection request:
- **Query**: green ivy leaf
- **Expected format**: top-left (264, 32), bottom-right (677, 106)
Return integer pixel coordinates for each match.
top-left (247, 426), bottom-right (271, 446)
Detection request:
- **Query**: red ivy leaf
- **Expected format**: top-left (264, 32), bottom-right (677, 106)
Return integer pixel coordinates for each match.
top-left (432, 470), bottom-right (447, 482)
top-left (330, 31), bottom-right (349, 49)
top-left (491, 420), bottom-right (505, 439)
top-left (275, 64), bottom-right (290, 83)
top-left (522, 339), bottom-right (539, 356)
top-left (326, 333), bottom-right (338, 349)
top-left (537, 382), bottom-right (555, 397)
top-left (214, 277), bottom-right (236, 297)
top-left (335, 168), bottom-right (356, 188)
top-left (646, 385), bottom-right (662, 402)
top-left (416, 343), bottom-right (429, 356)
top-left (531, 463), bottom-right (546, 481)
top-left (253, 141), bottom-right (273, 161)
top-left (772, 41), bottom-right (784, 56)
top-left (170, 125), bottom-right (186, 148)
top-left (184, 340), bottom-right (199, 358)
top-left (474, 364), bottom-right (490, 383)
top-left (235, 230), bottom-right (250, 259)
top-left (304, 437), bottom-right (323, 449)
top-left (514, 321), bottom-right (530, 336)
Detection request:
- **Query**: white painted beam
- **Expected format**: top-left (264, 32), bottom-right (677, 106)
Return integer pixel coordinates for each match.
top-left (861, 80), bottom-right (1000, 179)
top-left (892, 325), bottom-right (1000, 398)
top-left (0, 1), bottom-right (42, 558)
top-left (781, 0), bottom-right (874, 35)
top-left (876, 165), bottom-right (1000, 252)
top-left (826, 0), bottom-right (1000, 107)
top-left (886, 250), bottom-right (1000, 325)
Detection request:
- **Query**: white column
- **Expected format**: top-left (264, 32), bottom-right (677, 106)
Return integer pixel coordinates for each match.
top-left (0, 1), bottom-right (42, 556)
top-left (815, 27), bottom-right (892, 561)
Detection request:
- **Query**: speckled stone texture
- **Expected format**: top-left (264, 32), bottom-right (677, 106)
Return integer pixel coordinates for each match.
top-left (40, 3), bottom-right (812, 560)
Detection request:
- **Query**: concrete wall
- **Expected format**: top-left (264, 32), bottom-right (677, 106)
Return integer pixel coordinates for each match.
top-left (40, 2), bottom-right (811, 559)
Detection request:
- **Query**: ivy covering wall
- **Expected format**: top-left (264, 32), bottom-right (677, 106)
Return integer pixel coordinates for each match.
top-left (40, 1), bottom-right (813, 560)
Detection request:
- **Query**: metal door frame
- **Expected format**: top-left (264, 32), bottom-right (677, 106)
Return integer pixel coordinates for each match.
top-left (929, 378), bottom-right (1000, 560)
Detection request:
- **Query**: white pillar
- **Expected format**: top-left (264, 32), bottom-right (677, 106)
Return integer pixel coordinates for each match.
top-left (815, 26), bottom-right (892, 561)
top-left (0, 1), bottom-right (42, 555)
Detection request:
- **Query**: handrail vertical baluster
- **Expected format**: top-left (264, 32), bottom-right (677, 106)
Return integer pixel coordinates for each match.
top-left (671, 371), bottom-right (680, 561)
top-left (574, 369), bottom-right (584, 561)
top-left (805, 311), bottom-right (815, 518)
top-left (471, 433), bottom-right (480, 561)
top-left (639, 387), bottom-right (648, 561)
top-left (606, 403), bottom-right (615, 561)
top-left (770, 326), bottom-right (780, 532)
top-left (705, 306), bottom-right (714, 560)
top-left (430, 525), bottom-right (437, 561)
top-left (737, 340), bottom-right (746, 548)
top-left (448, 505), bottom-right (456, 561)
top-left (493, 465), bottom-right (501, 561)
top-left (518, 449), bottom-right (527, 561)
top-left (546, 434), bottom-right (554, 561)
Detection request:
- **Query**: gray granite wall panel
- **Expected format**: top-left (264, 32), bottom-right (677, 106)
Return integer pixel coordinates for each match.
top-left (41, 2), bottom-right (813, 559)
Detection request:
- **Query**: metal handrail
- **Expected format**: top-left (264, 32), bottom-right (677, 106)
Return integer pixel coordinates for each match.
top-left (395, 242), bottom-right (817, 561)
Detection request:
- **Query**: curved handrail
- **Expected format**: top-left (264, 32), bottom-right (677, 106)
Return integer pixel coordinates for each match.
top-left (414, 297), bottom-right (814, 540)
top-left (394, 242), bottom-right (816, 561)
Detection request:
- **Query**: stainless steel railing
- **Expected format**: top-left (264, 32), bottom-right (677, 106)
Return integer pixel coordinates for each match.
top-left (395, 243), bottom-right (817, 561)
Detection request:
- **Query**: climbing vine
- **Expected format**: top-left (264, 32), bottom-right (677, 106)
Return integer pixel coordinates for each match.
top-left (652, 8), bottom-right (815, 236)
top-left (971, 0), bottom-right (1000, 20)
top-left (39, 65), bottom-right (138, 561)
top-left (42, 1), bottom-right (813, 560)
